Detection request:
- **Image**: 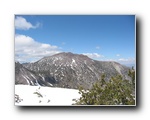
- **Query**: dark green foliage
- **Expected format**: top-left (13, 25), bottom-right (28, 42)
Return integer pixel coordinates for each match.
top-left (33, 91), bottom-right (43, 98)
top-left (15, 94), bottom-right (23, 103)
top-left (73, 70), bottom-right (135, 105)
top-left (128, 67), bottom-right (135, 89)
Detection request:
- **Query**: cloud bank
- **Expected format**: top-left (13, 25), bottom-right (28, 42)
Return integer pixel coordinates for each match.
top-left (96, 46), bottom-right (100, 49)
top-left (117, 58), bottom-right (135, 64)
top-left (116, 54), bottom-right (120, 57)
top-left (15, 34), bottom-right (61, 63)
top-left (15, 16), bottom-right (40, 30)
top-left (104, 58), bottom-right (135, 65)
top-left (82, 53), bottom-right (104, 59)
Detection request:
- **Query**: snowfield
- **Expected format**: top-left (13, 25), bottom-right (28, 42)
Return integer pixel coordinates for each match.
top-left (15, 85), bottom-right (81, 106)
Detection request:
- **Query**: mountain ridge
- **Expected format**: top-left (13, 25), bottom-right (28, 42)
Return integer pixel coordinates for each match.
top-left (15, 52), bottom-right (131, 89)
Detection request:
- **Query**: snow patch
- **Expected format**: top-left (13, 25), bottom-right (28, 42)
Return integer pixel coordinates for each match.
top-left (25, 75), bottom-right (31, 80)
top-left (22, 75), bottom-right (30, 85)
top-left (48, 83), bottom-right (53, 86)
top-left (113, 63), bottom-right (122, 75)
top-left (87, 66), bottom-right (94, 72)
top-left (72, 59), bottom-right (76, 63)
top-left (15, 85), bottom-right (81, 106)
top-left (35, 80), bottom-right (40, 86)
top-left (30, 73), bottom-right (36, 79)
top-left (71, 59), bottom-right (77, 66)
top-left (30, 80), bottom-right (34, 85)
top-left (39, 74), bottom-right (45, 81)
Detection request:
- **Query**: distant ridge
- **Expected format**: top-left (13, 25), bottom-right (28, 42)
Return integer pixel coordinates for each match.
top-left (16, 52), bottom-right (131, 89)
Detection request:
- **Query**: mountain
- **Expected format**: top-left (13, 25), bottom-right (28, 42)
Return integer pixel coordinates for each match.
top-left (122, 64), bottom-right (135, 69)
top-left (15, 62), bottom-right (56, 86)
top-left (15, 52), bottom-right (131, 89)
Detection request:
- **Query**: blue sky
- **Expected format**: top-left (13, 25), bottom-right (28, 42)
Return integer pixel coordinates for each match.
top-left (15, 15), bottom-right (135, 65)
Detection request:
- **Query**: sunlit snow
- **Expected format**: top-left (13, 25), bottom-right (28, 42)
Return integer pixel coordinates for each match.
top-left (15, 85), bottom-right (81, 106)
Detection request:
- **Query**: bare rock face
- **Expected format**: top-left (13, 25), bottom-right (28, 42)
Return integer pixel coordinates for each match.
top-left (15, 62), bottom-right (56, 86)
top-left (15, 52), bottom-right (131, 89)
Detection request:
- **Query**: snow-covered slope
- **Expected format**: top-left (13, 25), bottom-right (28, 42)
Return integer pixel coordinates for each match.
top-left (15, 85), bottom-right (81, 106)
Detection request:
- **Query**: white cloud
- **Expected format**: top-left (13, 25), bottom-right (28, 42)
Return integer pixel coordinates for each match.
top-left (116, 54), bottom-right (120, 57)
top-left (15, 34), bottom-right (61, 63)
top-left (96, 46), bottom-right (100, 49)
top-left (118, 58), bottom-right (128, 61)
top-left (100, 57), bottom-right (135, 65)
top-left (62, 42), bottom-right (66, 45)
top-left (117, 58), bottom-right (135, 64)
top-left (82, 53), bottom-right (104, 59)
top-left (15, 16), bottom-right (40, 30)
top-left (105, 59), bottom-right (116, 61)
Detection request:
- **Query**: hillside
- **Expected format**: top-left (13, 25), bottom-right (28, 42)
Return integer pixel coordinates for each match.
top-left (15, 52), bottom-right (131, 90)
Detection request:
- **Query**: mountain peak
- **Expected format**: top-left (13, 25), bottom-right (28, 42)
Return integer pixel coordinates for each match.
top-left (51, 52), bottom-right (89, 58)
top-left (37, 52), bottom-right (92, 65)
top-left (16, 52), bottom-right (131, 89)
top-left (52, 52), bottom-right (76, 57)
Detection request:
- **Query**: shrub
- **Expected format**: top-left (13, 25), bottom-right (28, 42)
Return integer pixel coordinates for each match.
top-left (73, 71), bottom-right (135, 105)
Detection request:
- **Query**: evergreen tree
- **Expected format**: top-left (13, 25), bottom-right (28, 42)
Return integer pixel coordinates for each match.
top-left (128, 67), bottom-right (135, 89)
top-left (73, 71), bottom-right (135, 105)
